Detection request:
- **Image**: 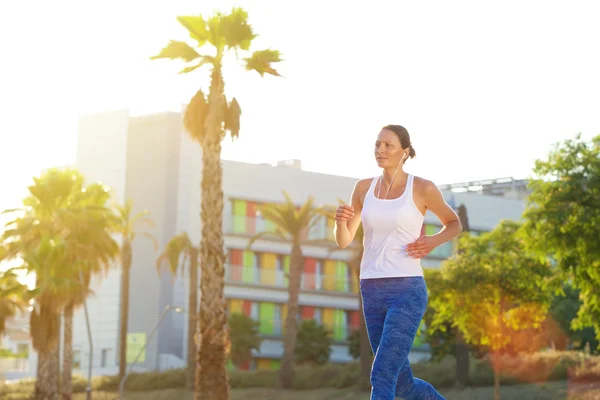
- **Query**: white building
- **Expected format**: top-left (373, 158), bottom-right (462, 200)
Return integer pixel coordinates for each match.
top-left (64, 109), bottom-right (527, 376)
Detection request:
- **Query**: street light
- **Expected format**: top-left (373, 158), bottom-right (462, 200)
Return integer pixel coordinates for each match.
top-left (118, 305), bottom-right (184, 400)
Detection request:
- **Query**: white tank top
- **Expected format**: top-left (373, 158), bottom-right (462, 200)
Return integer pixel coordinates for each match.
top-left (359, 174), bottom-right (425, 279)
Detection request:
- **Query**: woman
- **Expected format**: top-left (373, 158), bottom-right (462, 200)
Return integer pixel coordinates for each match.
top-left (334, 125), bottom-right (462, 400)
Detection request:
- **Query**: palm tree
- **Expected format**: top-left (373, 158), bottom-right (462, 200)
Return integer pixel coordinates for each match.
top-left (0, 269), bottom-right (29, 336)
top-left (156, 232), bottom-right (198, 389)
top-left (2, 168), bottom-right (119, 400)
top-left (247, 192), bottom-right (324, 388)
top-left (151, 7), bottom-right (281, 398)
top-left (112, 200), bottom-right (156, 381)
top-left (59, 182), bottom-right (120, 400)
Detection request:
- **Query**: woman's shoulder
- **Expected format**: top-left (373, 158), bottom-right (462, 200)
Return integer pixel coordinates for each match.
top-left (353, 177), bottom-right (376, 194)
top-left (411, 175), bottom-right (440, 194)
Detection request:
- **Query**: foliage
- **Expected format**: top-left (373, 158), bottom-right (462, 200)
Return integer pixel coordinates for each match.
top-left (347, 328), bottom-right (360, 360)
top-left (430, 221), bottom-right (556, 352)
top-left (227, 313), bottom-right (262, 368)
top-left (294, 319), bottom-right (333, 366)
top-left (521, 134), bottom-right (600, 345)
top-left (0, 270), bottom-right (29, 335)
top-left (422, 268), bottom-right (457, 362)
top-left (550, 284), bottom-right (599, 353)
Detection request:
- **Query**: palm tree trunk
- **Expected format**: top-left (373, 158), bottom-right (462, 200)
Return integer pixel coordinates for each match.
top-left (187, 247), bottom-right (199, 390)
top-left (36, 346), bottom-right (60, 400)
top-left (278, 242), bottom-right (303, 389)
top-left (61, 303), bottom-right (74, 400)
top-left (195, 65), bottom-right (229, 400)
top-left (119, 240), bottom-right (132, 380)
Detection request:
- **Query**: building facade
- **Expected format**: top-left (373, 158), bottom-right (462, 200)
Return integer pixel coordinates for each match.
top-left (70, 109), bottom-right (527, 376)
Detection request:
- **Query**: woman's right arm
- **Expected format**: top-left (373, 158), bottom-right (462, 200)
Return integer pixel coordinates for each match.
top-left (334, 179), bottom-right (368, 248)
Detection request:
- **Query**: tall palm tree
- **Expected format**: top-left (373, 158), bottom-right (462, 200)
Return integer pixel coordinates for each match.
top-left (151, 7), bottom-right (281, 398)
top-left (59, 183), bottom-right (120, 400)
top-left (112, 200), bottom-right (156, 381)
top-left (247, 192), bottom-right (324, 388)
top-left (2, 168), bottom-right (119, 400)
top-left (156, 232), bottom-right (199, 390)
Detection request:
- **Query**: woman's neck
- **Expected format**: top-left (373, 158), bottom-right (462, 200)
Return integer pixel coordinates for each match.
top-left (382, 166), bottom-right (408, 187)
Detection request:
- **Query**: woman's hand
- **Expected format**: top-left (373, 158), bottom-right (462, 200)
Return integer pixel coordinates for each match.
top-left (406, 235), bottom-right (437, 259)
top-left (335, 204), bottom-right (354, 224)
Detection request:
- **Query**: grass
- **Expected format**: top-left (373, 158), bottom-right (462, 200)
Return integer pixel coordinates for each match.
top-left (43, 382), bottom-right (598, 400)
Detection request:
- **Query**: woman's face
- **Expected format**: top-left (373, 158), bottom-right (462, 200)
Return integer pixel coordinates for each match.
top-left (374, 128), bottom-right (406, 168)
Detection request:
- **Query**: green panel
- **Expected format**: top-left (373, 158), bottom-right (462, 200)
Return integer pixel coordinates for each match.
top-left (259, 303), bottom-right (276, 334)
top-left (283, 256), bottom-right (290, 286)
top-left (233, 200), bottom-right (247, 216)
top-left (270, 359), bottom-right (281, 370)
top-left (233, 215), bottom-right (246, 233)
top-left (333, 310), bottom-right (346, 341)
top-left (335, 261), bottom-right (347, 292)
top-left (243, 251), bottom-right (255, 283)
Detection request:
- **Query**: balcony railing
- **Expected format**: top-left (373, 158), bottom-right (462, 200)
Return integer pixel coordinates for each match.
top-left (225, 215), bottom-right (335, 242)
top-left (247, 317), bottom-right (354, 341)
top-left (225, 264), bottom-right (359, 294)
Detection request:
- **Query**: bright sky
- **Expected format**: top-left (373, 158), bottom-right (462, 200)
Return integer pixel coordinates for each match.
top-left (1, 0), bottom-right (599, 217)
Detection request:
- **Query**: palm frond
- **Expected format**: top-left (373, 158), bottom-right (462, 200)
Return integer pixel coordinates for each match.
top-left (183, 89), bottom-right (209, 142)
top-left (244, 49), bottom-right (282, 77)
top-left (176, 16), bottom-right (210, 47)
top-left (224, 97), bottom-right (241, 140)
top-left (150, 40), bottom-right (201, 63)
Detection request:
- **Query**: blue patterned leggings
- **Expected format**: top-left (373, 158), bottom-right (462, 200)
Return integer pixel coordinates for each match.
top-left (360, 276), bottom-right (446, 400)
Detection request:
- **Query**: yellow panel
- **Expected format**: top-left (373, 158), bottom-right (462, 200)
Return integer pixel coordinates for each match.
top-left (256, 358), bottom-right (272, 370)
top-left (323, 260), bottom-right (336, 291)
top-left (323, 308), bottom-right (335, 330)
top-left (260, 253), bottom-right (277, 284)
top-left (281, 304), bottom-right (288, 334)
top-left (350, 271), bottom-right (359, 293)
top-left (229, 299), bottom-right (243, 314)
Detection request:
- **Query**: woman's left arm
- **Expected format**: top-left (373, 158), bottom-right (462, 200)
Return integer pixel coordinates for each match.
top-left (406, 180), bottom-right (463, 259)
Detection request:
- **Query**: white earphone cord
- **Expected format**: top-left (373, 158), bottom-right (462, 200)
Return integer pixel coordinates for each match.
top-left (377, 155), bottom-right (404, 199)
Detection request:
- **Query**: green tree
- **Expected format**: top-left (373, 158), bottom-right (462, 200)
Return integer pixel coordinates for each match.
top-left (247, 192), bottom-right (323, 388)
top-left (422, 268), bottom-right (456, 362)
top-left (151, 8), bottom-right (281, 399)
top-left (227, 313), bottom-right (262, 369)
top-left (112, 200), bottom-right (155, 382)
top-left (550, 284), bottom-right (599, 353)
top-left (2, 168), bottom-right (119, 400)
top-left (295, 319), bottom-right (332, 366)
top-left (429, 221), bottom-right (555, 400)
top-left (157, 232), bottom-right (199, 388)
top-left (522, 134), bottom-right (600, 345)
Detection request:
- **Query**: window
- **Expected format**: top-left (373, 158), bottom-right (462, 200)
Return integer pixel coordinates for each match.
top-left (73, 350), bottom-right (82, 369)
top-left (101, 349), bottom-right (112, 368)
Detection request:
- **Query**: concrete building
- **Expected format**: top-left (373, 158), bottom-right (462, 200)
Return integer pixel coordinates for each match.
top-left (69, 109), bottom-right (527, 376)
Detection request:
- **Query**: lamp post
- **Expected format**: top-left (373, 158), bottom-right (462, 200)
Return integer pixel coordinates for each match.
top-left (79, 271), bottom-right (94, 400)
top-left (118, 305), bottom-right (184, 400)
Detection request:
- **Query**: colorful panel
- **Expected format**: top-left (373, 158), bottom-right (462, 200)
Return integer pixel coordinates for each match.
top-left (233, 200), bottom-right (247, 215)
top-left (322, 308), bottom-right (335, 331)
top-left (425, 224), bottom-right (437, 236)
top-left (233, 215), bottom-right (246, 233)
top-left (259, 303), bottom-right (276, 335)
top-left (303, 258), bottom-right (317, 289)
top-left (335, 261), bottom-right (348, 291)
top-left (243, 251), bottom-right (256, 283)
top-left (260, 253), bottom-right (277, 285)
top-left (229, 249), bottom-right (243, 281)
top-left (350, 311), bottom-right (361, 330)
top-left (247, 202), bottom-right (258, 217)
top-left (301, 306), bottom-right (315, 320)
top-left (242, 300), bottom-right (252, 317)
top-left (282, 255), bottom-right (290, 286)
top-left (322, 260), bottom-right (336, 291)
top-left (333, 310), bottom-right (347, 341)
top-left (350, 270), bottom-right (359, 293)
top-left (265, 219), bottom-right (276, 233)
top-left (256, 358), bottom-right (272, 370)
top-left (229, 299), bottom-right (243, 314)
